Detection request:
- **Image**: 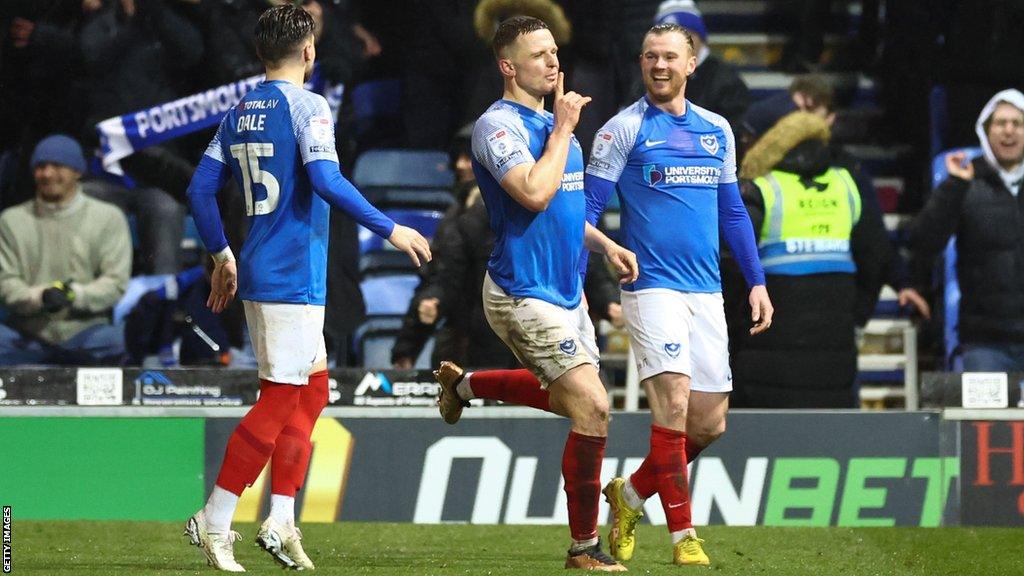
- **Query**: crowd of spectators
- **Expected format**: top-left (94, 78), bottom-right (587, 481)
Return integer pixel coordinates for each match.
top-left (0, 1), bottom-right (1021, 397)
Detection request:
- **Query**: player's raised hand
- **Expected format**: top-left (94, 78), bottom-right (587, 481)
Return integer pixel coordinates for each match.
top-left (207, 259), bottom-right (237, 314)
top-left (388, 224), bottom-right (432, 267)
top-left (552, 72), bottom-right (592, 135)
top-left (748, 284), bottom-right (774, 335)
top-left (605, 244), bottom-right (639, 284)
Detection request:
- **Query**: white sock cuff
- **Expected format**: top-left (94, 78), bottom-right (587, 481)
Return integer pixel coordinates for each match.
top-left (570, 536), bottom-right (599, 552)
top-left (269, 493), bottom-right (296, 526)
top-left (456, 372), bottom-right (475, 401)
top-left (670, 527), bottom-right (697, 544)
top-left (205, 485), bottom-right (240, 534)
top-left (622, 478), bottom-right (645, 510)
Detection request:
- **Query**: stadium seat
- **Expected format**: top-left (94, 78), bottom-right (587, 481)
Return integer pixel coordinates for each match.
top-left (352, 79), bottom-right (402, 124)
top-left (360, 274), bottom-right (420, 317)
top-left (359, 251), bottom-right (418, 275)
top-left (364, 188), bottom-right (455, 211)
top-left (353, 316), bottom-right (435, 369)
top-left (113, 274), bottom-right (172, 324)
top-left (928, 85), bottom-right (949, 159)
top-left (358, 208), bottom-right (444, 252)
top-left (930, 147), bottom-right (982, 369)
top-left (351, 79), bottom-right (404, 148)
top-left (353, 149), bottom-right (454, 190)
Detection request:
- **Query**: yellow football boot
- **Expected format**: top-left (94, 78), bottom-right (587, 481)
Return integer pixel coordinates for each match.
top-left (602, 477), bottom-right (643, 562)
top-left (673, 534), bottom-right (710, 566)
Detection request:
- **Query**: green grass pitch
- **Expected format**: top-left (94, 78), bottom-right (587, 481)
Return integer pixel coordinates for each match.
top-left (12, 521), bottom-right (1021, 575)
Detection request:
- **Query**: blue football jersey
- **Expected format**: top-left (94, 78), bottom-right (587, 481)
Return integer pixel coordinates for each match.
top-left (471, 99), bottom-right (586, 308)
top-left (204, 80), bottom-right (339, 305)
top-left (586, 97), bottom-right (736, 293)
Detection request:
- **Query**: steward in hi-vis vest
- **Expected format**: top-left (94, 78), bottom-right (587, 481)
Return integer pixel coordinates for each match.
top-left (723, 110), bottom-right (894, 408)
top-left (754, 167), bottom-right (861, 275)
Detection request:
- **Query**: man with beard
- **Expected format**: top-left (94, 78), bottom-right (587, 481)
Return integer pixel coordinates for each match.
top-left (585, 23), bottom-right (771, 566)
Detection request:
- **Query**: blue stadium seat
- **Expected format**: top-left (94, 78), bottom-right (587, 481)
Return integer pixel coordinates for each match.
top-left (930, 147), bottom-right (982, 369)
top-left (929, 86), bottom-right (949, 159)
top-left (364, 188), bottom-right (455, 211)
top-left (113, 274), bottom-right (172, 324)
top-left (359, 208), bottom-right (445, 253)
top-left (351, 79), bottom-right (403, 147)
top-left (353, 149), bottom-right (454, 190)
top-left (353, 316), bottom-right (435, 369)
top-left (359, 251), bottom-right (418, 275)
top-left (360, 274), bottom-right (420, 317)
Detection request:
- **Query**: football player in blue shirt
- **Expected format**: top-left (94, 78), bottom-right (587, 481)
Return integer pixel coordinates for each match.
top-left (433, 15), bottom-right (635, 572)
top-left (182, 5), bottom-right (430, 572)
top-left (587, 23), bottom-right (773, 567)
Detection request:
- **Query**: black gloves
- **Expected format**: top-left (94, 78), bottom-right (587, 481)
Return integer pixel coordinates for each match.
top-left (41, 280), bottom-right (75, 313)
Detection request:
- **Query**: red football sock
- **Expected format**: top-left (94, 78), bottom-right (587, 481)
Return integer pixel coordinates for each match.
top-left (469, 369), bottom-right (552, 412)
top-left (562, 431), bottom-right (606, 542)
top-left (215, 380), bottom-right (301, 495)
top-left (628, 426), bottom-right (692, 531)
top-left (629, 425), bottom-right (692, 532)
top-left (628, 425), bottom-right (666, 500)
top-left (271, 370), bottom-right (330, 497)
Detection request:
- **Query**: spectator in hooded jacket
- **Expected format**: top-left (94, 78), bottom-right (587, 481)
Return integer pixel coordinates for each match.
top-left (906, 89), bottom-right (1024, 372)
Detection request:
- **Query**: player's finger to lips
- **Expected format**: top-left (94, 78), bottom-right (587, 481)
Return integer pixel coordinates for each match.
top-left (556, 72), bottom-right (564, 97)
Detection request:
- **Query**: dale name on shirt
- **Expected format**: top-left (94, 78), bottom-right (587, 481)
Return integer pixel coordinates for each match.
top-left (236, 99), bottom-right (279, 133)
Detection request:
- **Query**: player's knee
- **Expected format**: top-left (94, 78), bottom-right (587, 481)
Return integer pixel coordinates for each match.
top-left (692, 416), bottom-right (726, 446)
top-left (665, 395), bottom-right (689, 421)
top-left (575, 391), bottom-right (610, 429)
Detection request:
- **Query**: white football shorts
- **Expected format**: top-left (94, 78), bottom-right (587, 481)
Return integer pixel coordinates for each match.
top-left (243, 300), bottom-right (327, 385)
top-left (482, 272), bottom-right (599, 387)
top-left (620, 288), bottom-right (732, 392)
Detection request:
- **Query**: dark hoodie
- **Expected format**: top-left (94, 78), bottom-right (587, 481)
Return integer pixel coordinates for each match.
top-left (724, 112), bottom-right (893, 408)
top-left (908, 90), bottom-right (1024, 346)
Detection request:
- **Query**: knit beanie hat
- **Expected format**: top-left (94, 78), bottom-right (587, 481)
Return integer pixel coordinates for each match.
top-left (30, 134), bottom-right (87, 173)
top-left (654, 0), bottom-right (708, 41)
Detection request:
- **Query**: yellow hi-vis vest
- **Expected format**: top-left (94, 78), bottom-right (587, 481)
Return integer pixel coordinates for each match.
top-left (753, 167), bottom-right (861, 275)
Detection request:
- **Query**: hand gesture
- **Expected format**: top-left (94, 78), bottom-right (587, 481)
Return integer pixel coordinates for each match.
top-left (605, 245), bottom-right (639, 284)
top-left (748, 284), bottom-right (774, 335)
top-left (945, 151), bottom-right (975, 181)
top-left (418, 297), bottom-right (440, 324)
top-left (898, 288), bottom-right (931, 319)
top-left (607, 302), bottom-right (625, 328)
top-left (207, 259), bottom-right (238, 314)
top-left (388, 224), bottom-right (432, 267)
top-left (552, 72), bottom-right (592, 135)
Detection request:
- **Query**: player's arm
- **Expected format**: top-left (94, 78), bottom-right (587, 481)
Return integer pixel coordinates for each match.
top-left (294, 93), bottom-right (430, 266)
top-left (582, 174), bottom-right (637, 285)
top-left (718, 179), bottom-right (772, 334)
top-left (583, 223), bottom-right (638, 285)
top-left (499, 72), bottom-right (590, 212)
top-left (186, 153), bottom-right (237, 313)
top-left (305, 161), bottom-right (431, 267)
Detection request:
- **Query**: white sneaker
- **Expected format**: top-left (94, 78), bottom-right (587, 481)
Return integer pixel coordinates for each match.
top-left (183, 509), bottom-right (246, 572)
top-left (256, 517), bottom-right (315, 570)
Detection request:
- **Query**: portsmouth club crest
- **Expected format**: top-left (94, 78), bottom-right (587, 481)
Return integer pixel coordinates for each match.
top-left (664, 342), bottom-right (681, 359)
top-left (643, 164), bottom-right (663, 186)
top-left (559, 338), bottom-right (578, 356)
top-left (699, 134), bottom-right (719, 155)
